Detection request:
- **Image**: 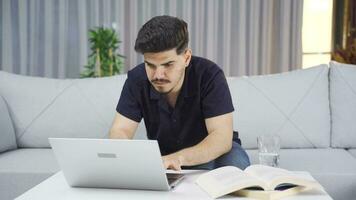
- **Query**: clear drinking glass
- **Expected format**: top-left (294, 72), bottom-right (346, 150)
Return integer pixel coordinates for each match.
top-left (257, 135), bottom-right (280, 167)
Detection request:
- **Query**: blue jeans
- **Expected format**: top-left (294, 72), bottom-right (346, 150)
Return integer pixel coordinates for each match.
top-left (183, 141), bottom-right (251, 170)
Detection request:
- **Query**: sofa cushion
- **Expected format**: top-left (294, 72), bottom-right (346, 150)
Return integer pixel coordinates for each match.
top-left (246, 148), bottom-right (356, 200)
top-left (0, 71), bottom-right (127, 147)
top-left (0, 148), bottom-right (59, 174)
top-left (0, 95), bottom-right (17, 152)
top-left (349, 149), bottom-right (356, 159)
top-left (228, 65), bottom-right (330, 148)
top-left (329, 61), bottom-right (356, 148)
top-left (0, 148), bottom-right (60, 200)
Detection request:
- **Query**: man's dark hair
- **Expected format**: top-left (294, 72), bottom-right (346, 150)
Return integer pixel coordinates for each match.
top-left (134, 15), bottom-right (189, 55)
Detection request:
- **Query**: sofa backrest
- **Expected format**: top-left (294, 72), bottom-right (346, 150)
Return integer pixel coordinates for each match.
top-left (0, 64), bottom-right (333, 149)
top-left (0, 71), bottom-right (129, 148)
top-left (0, 95), bottom-right (17, 152)
top-left (227, 65), bottom-right (330, 149)
top-left (329, 61), bottom-right (356, 148)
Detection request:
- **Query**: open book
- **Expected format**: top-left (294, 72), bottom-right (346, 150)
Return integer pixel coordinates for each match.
top-left (196, 165), bottom-right (322, 199)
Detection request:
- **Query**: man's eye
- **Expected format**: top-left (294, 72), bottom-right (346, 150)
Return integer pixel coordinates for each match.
top-left (147, 64), bottom-right (155, 69)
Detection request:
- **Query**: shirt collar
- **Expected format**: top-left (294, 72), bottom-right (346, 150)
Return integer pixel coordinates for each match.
top-left (149, 84), bottom-right (160, 100)
top-left (182, 63), bottom-right (198, 98)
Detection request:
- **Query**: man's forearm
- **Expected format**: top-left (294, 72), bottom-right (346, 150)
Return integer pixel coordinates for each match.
top-left (109, 113), bottom-right (139, 139)
top-left (109, 130), bottom-right (131, 139)
top-left (174, 132), bottom-right (232, 166)
top-left (109, 124), bottom-right (135, 139)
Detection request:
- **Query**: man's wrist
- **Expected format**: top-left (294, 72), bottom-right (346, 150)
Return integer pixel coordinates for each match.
top-left (176, 151), bottom-right (186, 166)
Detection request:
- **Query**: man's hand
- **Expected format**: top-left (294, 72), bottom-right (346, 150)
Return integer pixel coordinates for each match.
top-left (161, 113), bottom-right (233, 168)
top-left (162, 153), bottom-right (184, 171)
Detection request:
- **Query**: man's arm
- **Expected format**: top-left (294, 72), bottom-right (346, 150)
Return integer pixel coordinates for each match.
top-left (109, 112), bottom-right (139, 139)
top-left (162, 112), bottom-right (233, 170)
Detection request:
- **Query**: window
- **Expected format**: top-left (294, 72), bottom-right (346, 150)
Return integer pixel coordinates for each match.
top-left (302, 0), bottom-right (333, 68)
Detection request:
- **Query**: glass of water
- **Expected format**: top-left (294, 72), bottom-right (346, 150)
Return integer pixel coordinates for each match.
top-left (257, 135), bottom-right (280, 167)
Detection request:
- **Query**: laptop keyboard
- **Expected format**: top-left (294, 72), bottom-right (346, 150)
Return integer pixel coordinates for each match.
top-left (166, 173), bottom-right (184, 185)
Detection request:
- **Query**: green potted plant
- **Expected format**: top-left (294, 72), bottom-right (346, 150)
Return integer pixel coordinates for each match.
top-left (332, 38), bottom-right (356, 64)
top-left (81, 27), bottom-right (124, 78)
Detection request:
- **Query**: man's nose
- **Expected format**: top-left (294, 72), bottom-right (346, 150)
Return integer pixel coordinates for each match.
top-left (153, 66), bottom-right (165, 79)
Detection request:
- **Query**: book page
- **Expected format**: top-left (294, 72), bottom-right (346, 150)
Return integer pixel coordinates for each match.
top-left (196, 166), bottom-right (267, 198)
top-left (233, 185), bottom-right (310, 200)
top-left (245, 165), bottom-right (318, 190)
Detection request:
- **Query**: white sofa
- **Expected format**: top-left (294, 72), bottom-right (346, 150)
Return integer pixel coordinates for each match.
top-left (1, 61), bottom-right (356, 200)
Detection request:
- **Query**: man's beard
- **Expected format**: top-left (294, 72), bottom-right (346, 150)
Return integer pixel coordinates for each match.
top-left (151, 71), bottom-right (185, 95)
top-left (156, 88), bottom-right (173, 95)
top-left (152, 83), bottom-right (173, 95)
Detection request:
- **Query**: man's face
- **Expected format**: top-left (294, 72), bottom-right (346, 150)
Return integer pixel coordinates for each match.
top-left (144, 49), bottom-right (191, 94)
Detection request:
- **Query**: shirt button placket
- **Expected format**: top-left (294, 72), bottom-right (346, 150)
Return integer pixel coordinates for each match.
top-left (171, 113), bottom-right (180, 145)
top-left (171, 111), bottom-right (177, 123)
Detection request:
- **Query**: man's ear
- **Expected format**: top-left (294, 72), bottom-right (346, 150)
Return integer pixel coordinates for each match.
top-left (184, 49), bottom-right (192, 67)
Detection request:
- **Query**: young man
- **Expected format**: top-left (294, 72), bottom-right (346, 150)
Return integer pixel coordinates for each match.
top-left (110, 15), bottom-right (250, 171)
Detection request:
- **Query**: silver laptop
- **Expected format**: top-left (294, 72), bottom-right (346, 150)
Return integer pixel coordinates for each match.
top-left (49, 138), bottom-right (184, 191)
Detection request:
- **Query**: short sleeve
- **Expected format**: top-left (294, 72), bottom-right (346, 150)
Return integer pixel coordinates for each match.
top-left (201, 70), bottom-right (234, 118)
top-left (116, 78), bottom-right (142, 122)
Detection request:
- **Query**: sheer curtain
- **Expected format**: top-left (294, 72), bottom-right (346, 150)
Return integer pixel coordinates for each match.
top-left (0, 0), bottom-right (303, 78)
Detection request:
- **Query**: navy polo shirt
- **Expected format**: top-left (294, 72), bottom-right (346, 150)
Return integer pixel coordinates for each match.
top-left (116, 56), bottom-right (234, 155)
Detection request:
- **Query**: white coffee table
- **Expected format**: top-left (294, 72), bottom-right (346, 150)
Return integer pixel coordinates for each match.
top-left (16, 170), bottom-right (332, 200)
